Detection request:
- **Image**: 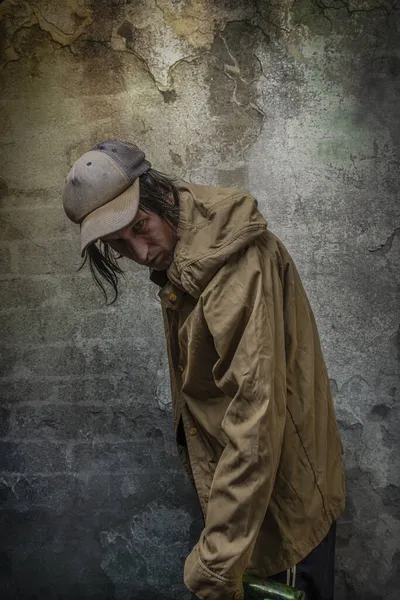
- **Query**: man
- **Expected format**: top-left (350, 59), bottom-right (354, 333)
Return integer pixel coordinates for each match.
top-left (63, 140), bottom-right (345, 600)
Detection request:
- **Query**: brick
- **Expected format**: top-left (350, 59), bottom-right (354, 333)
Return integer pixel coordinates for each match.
top-left (116, 467), bottom-right (195, 511)
top-left (0, 277), bottom-right (59, 309)
top-left (0, 472), bottom-right (177, 514)
top-left (79, 310), bottom-right (131, 340)
top-left (0, 245), bottom-right (12, 274)
top-left (58, 275), bottom-right (108, 310)
top-left (13, 341), bottom-right (155, 379)
top-left (1, 330), bottom-right (162, 380)
top-left (72, 441), bottom-right (166, 472)
top-left (0, 187), bottom-right (62, 209)
top-left (0, 308), bottom-right (80, 344)
top-left (0, 212), bottom-right (25, 240)
top-left (57, 262), bottom-right (157, 311)
top-left (111, 407), bottom-right (170, 441)
top-left (0, 178), bottom-right (7, 199)
top-left (0, 207), bottom-right (71, 240)
top-left (0, 345), bottom-right (86, 378)
top-left (0, 441), bottom-right (67, 472)
top-left (0, 406), bottom-right (10, 437)
top-left (56, 380), bottom-right (94, 404)
top-left (0, 347), bottom-right (20, 378)
top-left (0, 474), bottom-right (80, 513)
top-left (0, 380), bottom-right (58, 404)
top-left (57, 377), bottom-right (146, 404)
top-left (78, 307), bottom-right (161, 343)
top-left (10, 405), bottom-right (112, 440)
top-left (9, 405), bottom-right (167, 441)
top-left (82, 340), bottom-right (161, 378)
top-left (15, 239), bottom-right (80, 275)
top-left (0, 472), bottom-right (187, 514)
top-left (78, 473), bottom-right (163, 511)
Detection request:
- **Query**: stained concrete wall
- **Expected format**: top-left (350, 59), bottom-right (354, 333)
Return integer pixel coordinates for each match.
top-left (0, 1), bottom-right (399, 599)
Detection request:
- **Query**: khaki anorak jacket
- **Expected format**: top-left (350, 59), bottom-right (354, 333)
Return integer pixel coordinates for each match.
top-left (152, 183), bottom-right (345, 600)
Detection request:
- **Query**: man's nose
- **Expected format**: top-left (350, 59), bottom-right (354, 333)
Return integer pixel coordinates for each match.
top-left (127, 237), bottom-right (148, 264)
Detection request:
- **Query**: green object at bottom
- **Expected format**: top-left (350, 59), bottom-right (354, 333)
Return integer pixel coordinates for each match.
top-left (243, 574), bottom-right (306, 600)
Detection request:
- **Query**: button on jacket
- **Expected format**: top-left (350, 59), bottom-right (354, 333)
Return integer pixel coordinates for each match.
top-left (152, 182), bottom-right (345, 600)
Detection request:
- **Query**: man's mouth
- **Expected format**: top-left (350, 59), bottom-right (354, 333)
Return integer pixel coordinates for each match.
top-left (148, 253), bottom-right (161, 267)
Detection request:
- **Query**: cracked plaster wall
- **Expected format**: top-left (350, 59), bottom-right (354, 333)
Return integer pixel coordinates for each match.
top-left (0, 0), bottom-right (399, 599)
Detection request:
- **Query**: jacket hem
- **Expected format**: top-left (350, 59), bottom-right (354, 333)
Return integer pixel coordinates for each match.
top-left (246, 499), bottom-right (345, 578)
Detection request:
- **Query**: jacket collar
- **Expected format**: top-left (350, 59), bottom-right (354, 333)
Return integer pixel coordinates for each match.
top-left (150, 182), bottom-right (267, 305)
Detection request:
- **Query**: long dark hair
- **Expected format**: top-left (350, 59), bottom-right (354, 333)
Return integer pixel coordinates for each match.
top-left (80, 169), bottom-right (180, 304)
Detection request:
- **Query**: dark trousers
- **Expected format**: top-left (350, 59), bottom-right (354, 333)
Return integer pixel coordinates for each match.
top-left (269, 522), bottom-right (337, 600)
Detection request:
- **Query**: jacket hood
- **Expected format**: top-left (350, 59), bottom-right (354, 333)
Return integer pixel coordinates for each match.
top-left (166, 182), bottom-right (267, 298)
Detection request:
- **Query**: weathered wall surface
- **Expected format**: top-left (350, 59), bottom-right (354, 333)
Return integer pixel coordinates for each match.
top-left (0, 1), bottom-right (399, 599)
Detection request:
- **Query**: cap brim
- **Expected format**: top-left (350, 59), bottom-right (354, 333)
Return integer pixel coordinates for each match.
top-left (80, 178), bottom-right (140, 255)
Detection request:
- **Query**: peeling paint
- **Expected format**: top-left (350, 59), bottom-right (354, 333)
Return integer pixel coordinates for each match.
top-left (369, 227), bottom-right (400, 255)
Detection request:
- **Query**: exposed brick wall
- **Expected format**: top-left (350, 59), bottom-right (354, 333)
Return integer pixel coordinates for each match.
top-left (0, 192), bottom-right (200, 599)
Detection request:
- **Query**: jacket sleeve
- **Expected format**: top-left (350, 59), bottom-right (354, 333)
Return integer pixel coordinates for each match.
top-left (183, 244), bottom-right (287, 600)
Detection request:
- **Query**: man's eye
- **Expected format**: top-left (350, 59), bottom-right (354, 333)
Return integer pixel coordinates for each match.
top-left (132, 220), bottom-right (145, 233)
top-left (108, 240), bottom-right (121, 250)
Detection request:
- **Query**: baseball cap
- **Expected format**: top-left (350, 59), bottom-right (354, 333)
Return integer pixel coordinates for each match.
top-left (62, 140), bottom-right (151, 255)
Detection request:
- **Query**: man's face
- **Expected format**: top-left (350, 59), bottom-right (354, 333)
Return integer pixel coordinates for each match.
top-left (100, 208), bottom-right (177, 271)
